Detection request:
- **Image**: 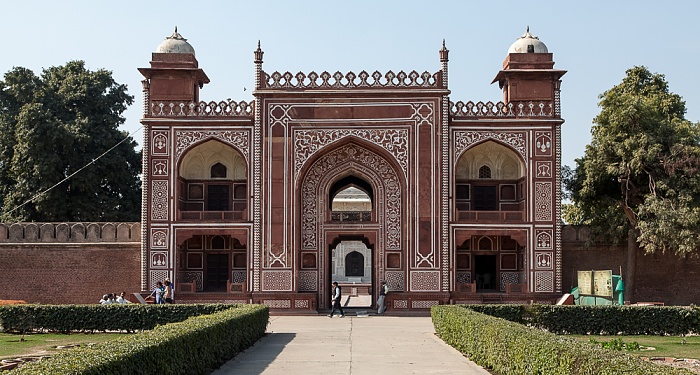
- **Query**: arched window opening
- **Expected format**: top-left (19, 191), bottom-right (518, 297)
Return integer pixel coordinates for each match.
top-left (478, 165), bottom-right (491, 179)
top-left (211, 162), bottom-right (227, 178)
top-left (345, 251), bottom-right (364, 276)
top-left (329, 176), bottom-right (373, 222)
top-left (211, 235), bottom-right (226, 250)
top-left (478, 236), bottom-right (493, 251)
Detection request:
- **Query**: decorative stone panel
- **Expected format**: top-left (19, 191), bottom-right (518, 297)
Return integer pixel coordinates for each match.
top-left (180, 271), bottom-right (203, 291)
top-left (232, 271), bottom-right (246, 283)
top-left (535, 161), bottom-right (552, 178)
top-left (536, 230), bottom-right (553, 250)
top-left (535, 182), bottom-right (552, 221)
top-left (410, 271), bottom-right (440, 292)
top-left (534, 131), bottom-right (552, 156)
top-left (263, 300), bottom-right (291, 309)
top-left (298, 271), bottom-right (318, 291)
top-left (262, 270), bottom-right (293, 291)
top-left (393, 300), bottom-right (408, 309)
top-left (411, 300), bottom-right (439, 309)
top-left (456, 271), bottom-right (471, 284)
top-left (534, 271), bottom-right (554, 292)
top-left (152, 131), bottom-right (169, 155)
top-left (535, 252), bottom-right (553, 269)
top-left (149, 270), bottom-right (169, 289)
top-left (151, 181), bottom-right (168, 220)
top-left (384, 271), bottom-right (405, 292)
top-left (152, 159), bottom-right (168, 176)
top-left (151, 229), bottom-right (168, 249)
top-left (454, 131), bottom-right (527, 161)
top-left (150, 251), bottom-right (168, 268)
top-left (500, 272), bottom-right (519, 291)
top-left (294, 300), bottom-right (309, 309)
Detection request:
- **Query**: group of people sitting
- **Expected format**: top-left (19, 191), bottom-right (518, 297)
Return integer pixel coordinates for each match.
top-left (146, 279), bottom-right (175, 304)
top-left (99, 291), bottom-right (131, 304)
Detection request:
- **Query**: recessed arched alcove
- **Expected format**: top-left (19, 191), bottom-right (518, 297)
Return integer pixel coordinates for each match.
top-left (455, 141), bottom-right (526, 215)
top-left (178, 139), bottom-right (248, 217)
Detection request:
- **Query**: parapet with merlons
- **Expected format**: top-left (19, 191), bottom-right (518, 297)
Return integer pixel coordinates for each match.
top-left (260, 70), bottom-right (444, 90)
top-left (450, 100), bottom-right (558, 119)
top-left (148, 100), bottom-right (254, 118)
top-left (0, 223), bottom-right (140, 243)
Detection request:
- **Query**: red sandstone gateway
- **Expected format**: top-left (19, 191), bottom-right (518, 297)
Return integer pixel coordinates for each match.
top-left (136, 28), bottom-right (565, 311)
top-left (0, 29), bottom-right (573, 309)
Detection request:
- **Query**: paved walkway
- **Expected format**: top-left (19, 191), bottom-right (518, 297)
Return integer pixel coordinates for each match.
top-left (211, 315), bottom-right (491, 375)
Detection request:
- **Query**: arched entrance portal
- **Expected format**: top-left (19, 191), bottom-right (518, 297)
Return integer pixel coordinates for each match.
top-left (298, 142), bottom-right (405, 310)
top-left (330, 238), bottom-right (373, 308)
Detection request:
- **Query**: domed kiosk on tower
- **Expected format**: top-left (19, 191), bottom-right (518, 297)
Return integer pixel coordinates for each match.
top-left (138, 27), bottom-right (209, 104)
top-left (508, 27), bottom-right (548, 54)
top-left (156, 27), bottom-right (196, 55)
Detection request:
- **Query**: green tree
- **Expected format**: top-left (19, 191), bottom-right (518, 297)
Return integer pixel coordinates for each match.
top-left (0, 61), bottom-right (141, 222)
top-left (564, 66), bottom-right (700, 301)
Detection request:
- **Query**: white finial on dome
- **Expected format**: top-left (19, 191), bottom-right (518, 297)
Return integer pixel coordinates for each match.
top-left (156, 27), bottom-right (196, 55)
top-left (508, 27), bottom-right (548, 54)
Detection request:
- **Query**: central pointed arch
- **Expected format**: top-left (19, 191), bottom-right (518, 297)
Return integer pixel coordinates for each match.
top-left (297, 142), bottom-right (405, 308)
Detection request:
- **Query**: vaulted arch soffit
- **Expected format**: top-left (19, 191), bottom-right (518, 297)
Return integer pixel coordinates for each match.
top-left (175, 130), bottom-right (250, 166)
top-left (455, 139), bottom-right (526, 180)
top-left (178, 138), bottom-right (248, 180)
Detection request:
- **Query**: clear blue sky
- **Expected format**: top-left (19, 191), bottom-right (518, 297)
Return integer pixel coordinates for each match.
top-left (2, 1), bottom-right (698, 170)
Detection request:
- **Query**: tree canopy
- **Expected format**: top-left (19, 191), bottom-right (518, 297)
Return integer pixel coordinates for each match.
top-left (0, 61), bottom-right (141, 222)
top-left (564, 66), bottom-right (700, 256)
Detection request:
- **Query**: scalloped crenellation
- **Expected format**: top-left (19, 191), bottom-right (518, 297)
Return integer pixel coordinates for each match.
top-left (150, 100), bottom-right (254, 117)
top-left (450, 100), bottom-right (555, 118)
top-left (261, 70), bottom-right (441, 89)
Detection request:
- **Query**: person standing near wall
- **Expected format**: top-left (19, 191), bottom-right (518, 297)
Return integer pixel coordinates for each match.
top-left (328, 281), bottom-right (345, 318)
top-left (377, 280), bottom-right (389, 314)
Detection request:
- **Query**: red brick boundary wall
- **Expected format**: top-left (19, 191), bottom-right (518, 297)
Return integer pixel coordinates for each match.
top-left (0, 223), bottom-right (697, 305)
top-left (562, 225), bottom-right (700, 306)
top-left (0, 223), bottom-right (140, 304)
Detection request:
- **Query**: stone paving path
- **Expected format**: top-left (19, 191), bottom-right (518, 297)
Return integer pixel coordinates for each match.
top-left (211, 315), bottom-right (491, 375)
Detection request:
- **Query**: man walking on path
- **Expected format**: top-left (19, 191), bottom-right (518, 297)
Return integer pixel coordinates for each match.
top-left (328, 281), bottom-right (345, 317)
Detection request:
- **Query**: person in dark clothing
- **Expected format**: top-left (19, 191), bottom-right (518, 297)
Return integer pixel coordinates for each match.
top-left (328, 281), bottom-right (345, 318)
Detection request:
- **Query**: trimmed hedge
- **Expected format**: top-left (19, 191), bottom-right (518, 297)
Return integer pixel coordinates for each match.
top-left (432, 305), bottom-right (693, 375)
top-left (0, 304), bottom-right (240, 333)
top-left (459, 304), bottom-right (700, 335)
top-left (8, 304), bottom-right (269, 375)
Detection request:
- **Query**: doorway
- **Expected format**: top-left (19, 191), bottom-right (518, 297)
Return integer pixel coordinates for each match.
top-left (474, 255), bottom-right (497, 291)
top-left (206, 253), bottom-right (229, 292)
top-left (330, 240), bottom-right (373, 308)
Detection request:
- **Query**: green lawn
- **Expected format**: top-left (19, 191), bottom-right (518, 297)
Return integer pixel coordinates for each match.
top-left (0, 332), bottom-right (128, 360)
top-left (569, 335), bottom-right (700, 360)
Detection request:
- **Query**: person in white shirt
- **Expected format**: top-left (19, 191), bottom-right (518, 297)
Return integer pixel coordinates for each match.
top-left (328, 281), bottom-right (345, 318)
top-left (99, 294), bottom-right (112, 304)
top-left (115, 291), bottom-right (131, 304)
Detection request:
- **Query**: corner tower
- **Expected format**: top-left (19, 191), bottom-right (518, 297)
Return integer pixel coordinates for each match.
top-left (492, 27), bottom-right (566, 113)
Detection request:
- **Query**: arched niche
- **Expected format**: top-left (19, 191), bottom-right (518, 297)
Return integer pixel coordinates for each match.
top-left (178, 139), bottom-right (248, 215)
top-left (180, 139), bottom-right (246, 180)
top-left (456, 141), bottom-right (524, 180)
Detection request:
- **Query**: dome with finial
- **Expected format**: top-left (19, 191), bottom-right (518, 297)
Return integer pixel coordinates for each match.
top-left (508, 27), bottom-right (548, 53)
top-left (156, 27), bottom-right (196, 55)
